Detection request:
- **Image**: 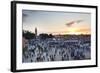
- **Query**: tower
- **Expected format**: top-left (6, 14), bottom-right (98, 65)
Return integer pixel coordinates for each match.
top-left (35, 27), bottom-right (37, 38)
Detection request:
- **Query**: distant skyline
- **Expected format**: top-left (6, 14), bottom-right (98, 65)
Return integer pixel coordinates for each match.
top-left (22, 10), bottom-right (91, 35)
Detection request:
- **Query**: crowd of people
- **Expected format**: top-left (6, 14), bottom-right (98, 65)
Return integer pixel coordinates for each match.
top-left (22, 35), bottom-right (91, 63)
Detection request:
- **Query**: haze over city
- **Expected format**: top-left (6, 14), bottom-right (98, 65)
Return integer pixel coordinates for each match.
top-left (22, 10), bottom-right (91, 35)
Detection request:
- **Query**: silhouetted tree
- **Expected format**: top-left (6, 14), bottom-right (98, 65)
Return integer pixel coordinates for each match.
top-left (23, 30), bottom-right (35, 39)
top-left (48, 34), bottom-right (54, 38)
top-left (39, 33), bottom-right (48, 40)
top-left (39, 33), bottom-right (54, 40)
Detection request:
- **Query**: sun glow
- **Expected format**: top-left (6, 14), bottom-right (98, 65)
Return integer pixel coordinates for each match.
top-left (66, 27), bottom-right (90, 35)
top-left (67, 28), bottom-right (78, 35)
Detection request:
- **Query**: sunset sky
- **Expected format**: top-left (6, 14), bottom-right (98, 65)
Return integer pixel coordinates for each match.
top-left (22, 10), bottom-right (91, 35)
